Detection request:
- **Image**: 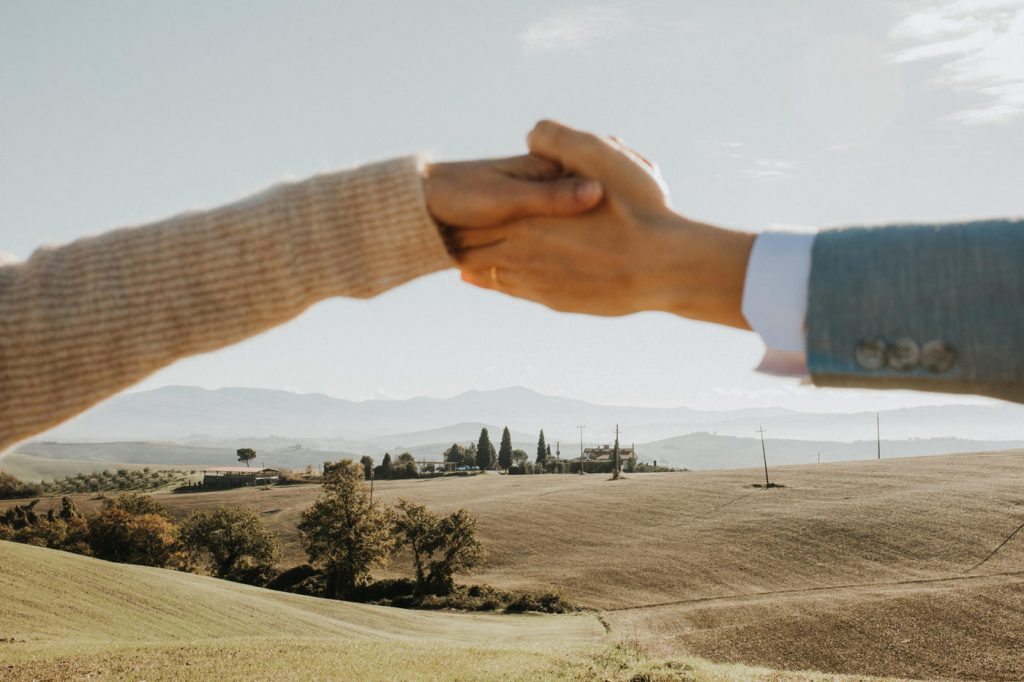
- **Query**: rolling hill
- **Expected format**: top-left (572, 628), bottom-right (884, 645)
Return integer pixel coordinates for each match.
top-left (0, 542), bottom-right (902, 681)
top-left (15, 450), bottom-right (1024, 680)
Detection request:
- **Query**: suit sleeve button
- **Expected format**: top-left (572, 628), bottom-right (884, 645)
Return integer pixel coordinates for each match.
top-left (855, 338), bottom-right (888, 370)
top-left (887, 337), bottom-right (920, 371)
top-left (921, 340), bottom-right (956, 373)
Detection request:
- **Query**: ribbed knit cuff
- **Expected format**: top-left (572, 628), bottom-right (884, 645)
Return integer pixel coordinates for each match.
top-left (307, 156), bottom-right (453, 298)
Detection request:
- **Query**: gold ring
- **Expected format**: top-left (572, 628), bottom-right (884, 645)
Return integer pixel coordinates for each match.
top-left (489, 266), bottom-right (500, 286)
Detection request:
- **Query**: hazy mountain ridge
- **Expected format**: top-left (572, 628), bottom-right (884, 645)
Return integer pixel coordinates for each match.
top-left (41, 385), bottom-right (1024, 445)
top-left (11, 385), bottom-right (1024, 474)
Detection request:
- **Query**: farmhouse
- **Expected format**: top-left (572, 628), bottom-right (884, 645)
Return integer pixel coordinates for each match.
top-left (583, 445), bottom-right (637, 463)
top-left (202, 466), bottom-right (280, 489)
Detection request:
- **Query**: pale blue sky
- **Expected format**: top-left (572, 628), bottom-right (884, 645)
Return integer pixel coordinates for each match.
top-left (3, 1), bottom-right (1023, 411)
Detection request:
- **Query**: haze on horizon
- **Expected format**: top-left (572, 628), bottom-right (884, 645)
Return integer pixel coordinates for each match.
top-left (4, 1), bottom-right (1023, 414)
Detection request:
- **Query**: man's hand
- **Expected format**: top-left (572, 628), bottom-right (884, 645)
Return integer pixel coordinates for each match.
top-left (422, 154), bottom-right (603, 228)
top-left (450, 121), bottom-right (756, 328)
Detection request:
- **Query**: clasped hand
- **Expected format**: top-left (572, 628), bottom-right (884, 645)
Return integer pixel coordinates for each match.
top-left (423, 121), bottom-right (754, 330)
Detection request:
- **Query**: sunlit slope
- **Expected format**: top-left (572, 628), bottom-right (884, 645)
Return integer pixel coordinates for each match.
top-left (0, 540), bottom-right (601, 646)
top-left (8, 451), bottom-right (1024, 678)
top-left (0, 542), bottom-right (914, 682)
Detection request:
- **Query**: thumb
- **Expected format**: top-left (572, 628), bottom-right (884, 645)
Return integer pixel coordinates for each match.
top-left (500, 176), bottom-right (603, 220)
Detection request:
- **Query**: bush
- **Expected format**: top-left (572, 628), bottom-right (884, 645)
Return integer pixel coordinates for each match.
top-left (0, 472), bottom-right (41, 499)
top-left (504, 591), bottom-right (576, 614)
top-left (265, 564), bottom-right (319, 594)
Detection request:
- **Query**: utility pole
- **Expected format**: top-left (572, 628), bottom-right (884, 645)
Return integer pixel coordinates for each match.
top-left (876, 413), bottom-right (881, 460)
top-left (556, 442), bottom-right (560, 460)
top-left (577, 425), bottom-right (585, 475)
top-left (757, 426), bottom-right (770, 488)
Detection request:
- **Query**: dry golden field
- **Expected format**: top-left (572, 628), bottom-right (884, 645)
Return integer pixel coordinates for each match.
top-left (6, 450), bottom-right (1024, 679)
top-left (0, 541), bottom-right (910, 681)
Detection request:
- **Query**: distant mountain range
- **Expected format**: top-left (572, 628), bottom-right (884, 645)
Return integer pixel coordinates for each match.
top-left (42, 385), bottom-right (1024, 445)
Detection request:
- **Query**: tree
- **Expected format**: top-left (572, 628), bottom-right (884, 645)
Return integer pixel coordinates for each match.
top-left (427, 509), bottom-right (484, 594)
top-left (497, 427), bottom-right (514, 471)
top-left (396, 452), bottom-right (418, 479)
top-left (444, 443), bottom-right (476, 468)
top-left (180, 507), bottom-right (281, 584)
top-left (536, 430), bottom-right (547, 465)
top-left (298, 460), bottom-right (395, 598)
top-left (476, 428), bottom-right (494, 470)
top-left (379, 453), bottom-right (394, 480)
top-left (88, 507), bottom-right (180, 567)
top-left (103, 492), bottom-right (170, 518)
top-left (359, 455), bottom-right (374, 481)
top-left (511, 449), bottom-right (529, 468)
top-left (236, 448), bottom-right (257, 468)
top-left (391, 499), bottom-right (439, 594)
top-left (612, 429), bottom-right (621, 480)
top-left (391, 500), bottom-right (484, 596)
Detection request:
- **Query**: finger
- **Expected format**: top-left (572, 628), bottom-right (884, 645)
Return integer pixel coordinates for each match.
top-left (609, 136), bottom-right (656, 171)
top-left (460, 267), bottom-right (527, 298)
top-left (494, 154), bottom-right (563, 181)
top-left (453, 240), bottom-right (518, 271)
top-left (498, 175), bottom-right (603, 221)
top-left (527, 120), bottom-right (623, 177)
top-left (452, 228), bottom-right (508, 250)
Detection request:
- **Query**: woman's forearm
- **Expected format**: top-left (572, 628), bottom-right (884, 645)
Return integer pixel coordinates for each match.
top-left (0, 156), bottom-right (451, 453)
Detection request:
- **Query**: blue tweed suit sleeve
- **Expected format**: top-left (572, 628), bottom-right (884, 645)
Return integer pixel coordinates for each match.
top-left (806, 218), bottom-right (1024, 402)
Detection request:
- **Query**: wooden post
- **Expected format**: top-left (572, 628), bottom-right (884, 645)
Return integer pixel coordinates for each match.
top-left (577, 426), bottom-right (585, 475)
top-left (757, 426), bottom-right (769, 487)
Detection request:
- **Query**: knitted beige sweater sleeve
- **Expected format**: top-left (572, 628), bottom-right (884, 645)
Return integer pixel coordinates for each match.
top-left (0, 156), bottom-right (452, 454)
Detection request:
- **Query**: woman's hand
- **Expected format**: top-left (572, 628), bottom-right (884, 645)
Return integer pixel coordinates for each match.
top-left (450, 121), bottom-right (756, 329)
top-left (422, 154), bottom-right (603, 228)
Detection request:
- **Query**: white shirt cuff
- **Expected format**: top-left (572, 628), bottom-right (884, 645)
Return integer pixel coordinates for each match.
top-left (741, 229), bottom-right (816, 377)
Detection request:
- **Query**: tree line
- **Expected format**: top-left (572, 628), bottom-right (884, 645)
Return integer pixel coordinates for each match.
top-left (0, 460), bottom-right (569, 612)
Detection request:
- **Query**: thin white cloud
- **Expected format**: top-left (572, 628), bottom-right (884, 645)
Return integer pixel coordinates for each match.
top-left (519, 6), bottom-right (627, 54)
top-left (889, 0), bottom-right (1024, 125)
top-left (704, 141), bottom-right (797, 182)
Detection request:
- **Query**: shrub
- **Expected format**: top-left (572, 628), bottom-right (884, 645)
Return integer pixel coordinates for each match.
top-left (504, 591), bottom-right (576, 614)
top-left (0, 472), bottom-right (41, 499)
top-left (265, 564), bottom-right (319, 594)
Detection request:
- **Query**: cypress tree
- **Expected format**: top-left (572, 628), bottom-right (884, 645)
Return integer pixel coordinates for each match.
top-left (497, 427), bottom-right (514, 471)
top-left (536, 430), bottom-right (547, 465)
top-left (612, 430), bottom-right (621, 480)
top-left (476, 429), bottom-right (494, 470)
top-left (381, 452), bottom-right (393, 479)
